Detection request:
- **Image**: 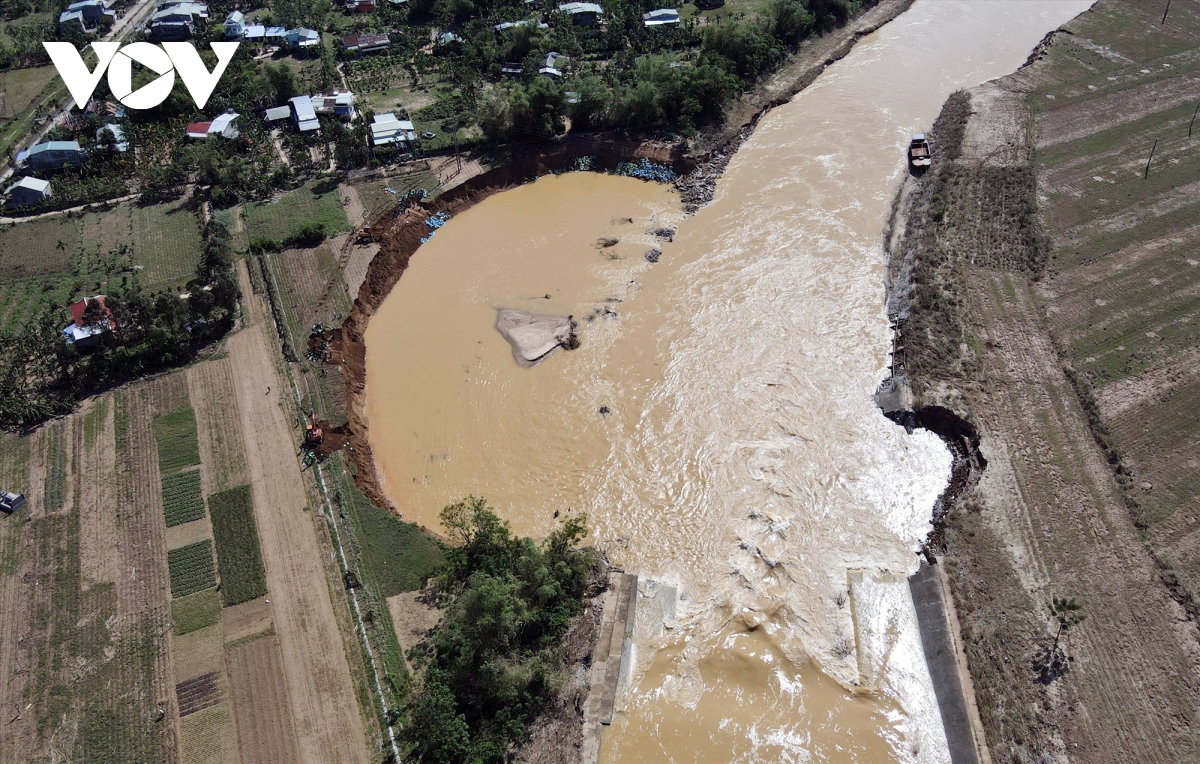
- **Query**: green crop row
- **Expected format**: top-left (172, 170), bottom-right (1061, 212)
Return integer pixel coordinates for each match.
top-left (162, 469), bottom-right (205, 527)
top-left (167, 540), bottom-right (216, 599)
top-left (209, 486), bottom-right (268, 606)
top-left (152, 407), bottom-right (201, 474)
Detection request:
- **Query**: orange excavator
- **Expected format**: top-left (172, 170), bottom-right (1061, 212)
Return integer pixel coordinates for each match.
top-left (304, 410), bottom-right (323, 447)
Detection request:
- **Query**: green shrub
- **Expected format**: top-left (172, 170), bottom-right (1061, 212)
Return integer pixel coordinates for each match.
top-left (406, 498), bottom-right (595, 763)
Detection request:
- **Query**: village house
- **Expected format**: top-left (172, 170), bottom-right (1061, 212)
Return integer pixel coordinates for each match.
top-left (3, 177), bottom-right (51, 208)
top-left (289, 95), bottom-right (320, 132)
top-left (224, 9), bottom-right (244, 36)
top-left (151, 1), bottom-right (208, 40)
top-left (18, 141), bottom-right (85, 172)
top-left (186, 111), bottom-right (240, 139)
top-left (557, 2), bottom-right (603, 25)
top-left (264, 105), bottom-right (292, 123)
top-left (285, 27), bottom-right (321, 48)
top-left (312, 91), bottom-right (356, 119)
top-left (341, 32), bottom-right (391, 55)
top-left (96, 123), bottom-right (129, 152)
top-left (62, 296), bottom-right (117, 349)
top-left (370, 112), bottom-right (416, 147)
top-left (345, 0), bottom-right (375, 11)
top-left (642, 8), bottom-right (680, 26)
top-left (58, 0), bottom-right (116, 32)
top-left (0, 491), bottom-right (26, 514)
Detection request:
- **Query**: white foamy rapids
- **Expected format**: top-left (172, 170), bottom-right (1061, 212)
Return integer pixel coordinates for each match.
top-left (585, 189), bottom-right (952, 688)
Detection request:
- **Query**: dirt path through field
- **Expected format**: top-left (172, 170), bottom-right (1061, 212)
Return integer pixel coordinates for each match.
top-left (225, 260), bottom-right (368, 763)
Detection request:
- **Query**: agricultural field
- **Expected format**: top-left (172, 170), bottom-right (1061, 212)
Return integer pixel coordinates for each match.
top-left (171, 587), bottom-right (222, 635)
top-left (209, 485), bottom-right (268, 606)
top-left (1028, 1), bottom-right (1200, 604)
top-left (153, 407), bottom-right (202, 473)
top-left (163, 468), bottom-right (206, 526)
top-left (241, 179), bottom-right (351, 245)
top-left (0, 385), bottom-right (174, 763)
top-left (168, 540), bottom-right (218, 598)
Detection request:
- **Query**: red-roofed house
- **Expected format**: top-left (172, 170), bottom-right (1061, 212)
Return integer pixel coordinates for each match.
top-left (187, 121), bottom-right (213, 139)
top-left (63, 295), bottom-right (117, 347)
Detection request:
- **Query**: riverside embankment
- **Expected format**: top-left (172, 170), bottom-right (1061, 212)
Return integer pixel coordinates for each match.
top-left (882, 2), bottom-right (1200, 760)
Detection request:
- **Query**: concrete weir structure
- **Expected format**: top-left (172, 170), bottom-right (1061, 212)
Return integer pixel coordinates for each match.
top-left (582, 572), bottom-right (637, 763)
top-left (909, 561), bottom-right (992, 764)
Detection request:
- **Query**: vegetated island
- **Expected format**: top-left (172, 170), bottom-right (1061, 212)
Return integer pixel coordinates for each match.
top-left (881, 0), bottom-right (1200, 760)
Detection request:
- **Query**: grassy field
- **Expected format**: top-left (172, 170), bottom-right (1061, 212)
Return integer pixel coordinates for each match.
top-left (0, 65), bottom-right (57, 119)
top-left (168, 540), bottom-right (218, 598)
top-left (208, 485), bottom-right (268, 606)
top-left (130, 201), bottom-right (204, 288)
top-left (153, 407), bottom-right (201, 473)
top-left (162, 469), bottom-right (206, 527)
top-left (171, 587), bottom-right (222, 635)
top-left (241, 179), bottom-right (351, 245)
top-left (343, 472), bottom-right (444, 597)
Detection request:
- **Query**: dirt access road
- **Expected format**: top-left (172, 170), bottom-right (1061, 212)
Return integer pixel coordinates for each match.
top-left (226, 260), bottom-right (369, 763)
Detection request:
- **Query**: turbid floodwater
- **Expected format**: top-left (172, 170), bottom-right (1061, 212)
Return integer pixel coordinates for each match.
top-left (364, 1), bottom-right (1092, 760)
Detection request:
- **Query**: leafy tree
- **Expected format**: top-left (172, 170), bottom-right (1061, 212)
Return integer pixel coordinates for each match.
top-left (406, 498), bottom-right (595, 763)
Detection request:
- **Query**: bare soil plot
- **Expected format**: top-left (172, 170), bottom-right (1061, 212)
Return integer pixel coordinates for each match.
top-left (945, 269), bottom-right (1200, 763)
top-left (220, 596), bottom-right (274, 644)
top-left (225, 260), bottom-right (369, 762)
top-left (77, 398), bottom-right (120, 588)
top-left (1027, 1), bottom-right (1200, 640)
top-left (386, 591), bottom-right (441, 653)
top-left (0, 387), bottom-right (176, 762)
top-left (226, 634), bottom-right (302, 764)
top-left (187, 359), bottom-right (251, 494)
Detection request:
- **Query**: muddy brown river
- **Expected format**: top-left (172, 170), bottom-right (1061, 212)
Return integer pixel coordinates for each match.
top-left (364, 1), bottom-right (1092, 760)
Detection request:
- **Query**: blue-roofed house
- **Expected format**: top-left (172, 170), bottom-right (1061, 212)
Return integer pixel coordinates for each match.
top-left (642, 8), bottom-right (679, 26)
top-left (224, 9), bottom-right (245, 36)
top-left (557, 2), bottom-right (603, 25)
top-left (58, 0), bottom-right (115, 32)
top-left (285, 27), bottom-right (321, 48)
top-left (18, 141), bottom-right (85, 172)
top-left (4, 176), bottom-right (52, 208)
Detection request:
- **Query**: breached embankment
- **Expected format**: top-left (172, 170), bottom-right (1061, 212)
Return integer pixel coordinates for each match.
top-left (329, 0), bottom-right (917, 512)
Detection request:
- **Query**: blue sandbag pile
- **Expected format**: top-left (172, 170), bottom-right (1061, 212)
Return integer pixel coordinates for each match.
top-left (420, 210), bottom-right (451, 243)
top-left (614, 158), bottom-right (677, 183)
